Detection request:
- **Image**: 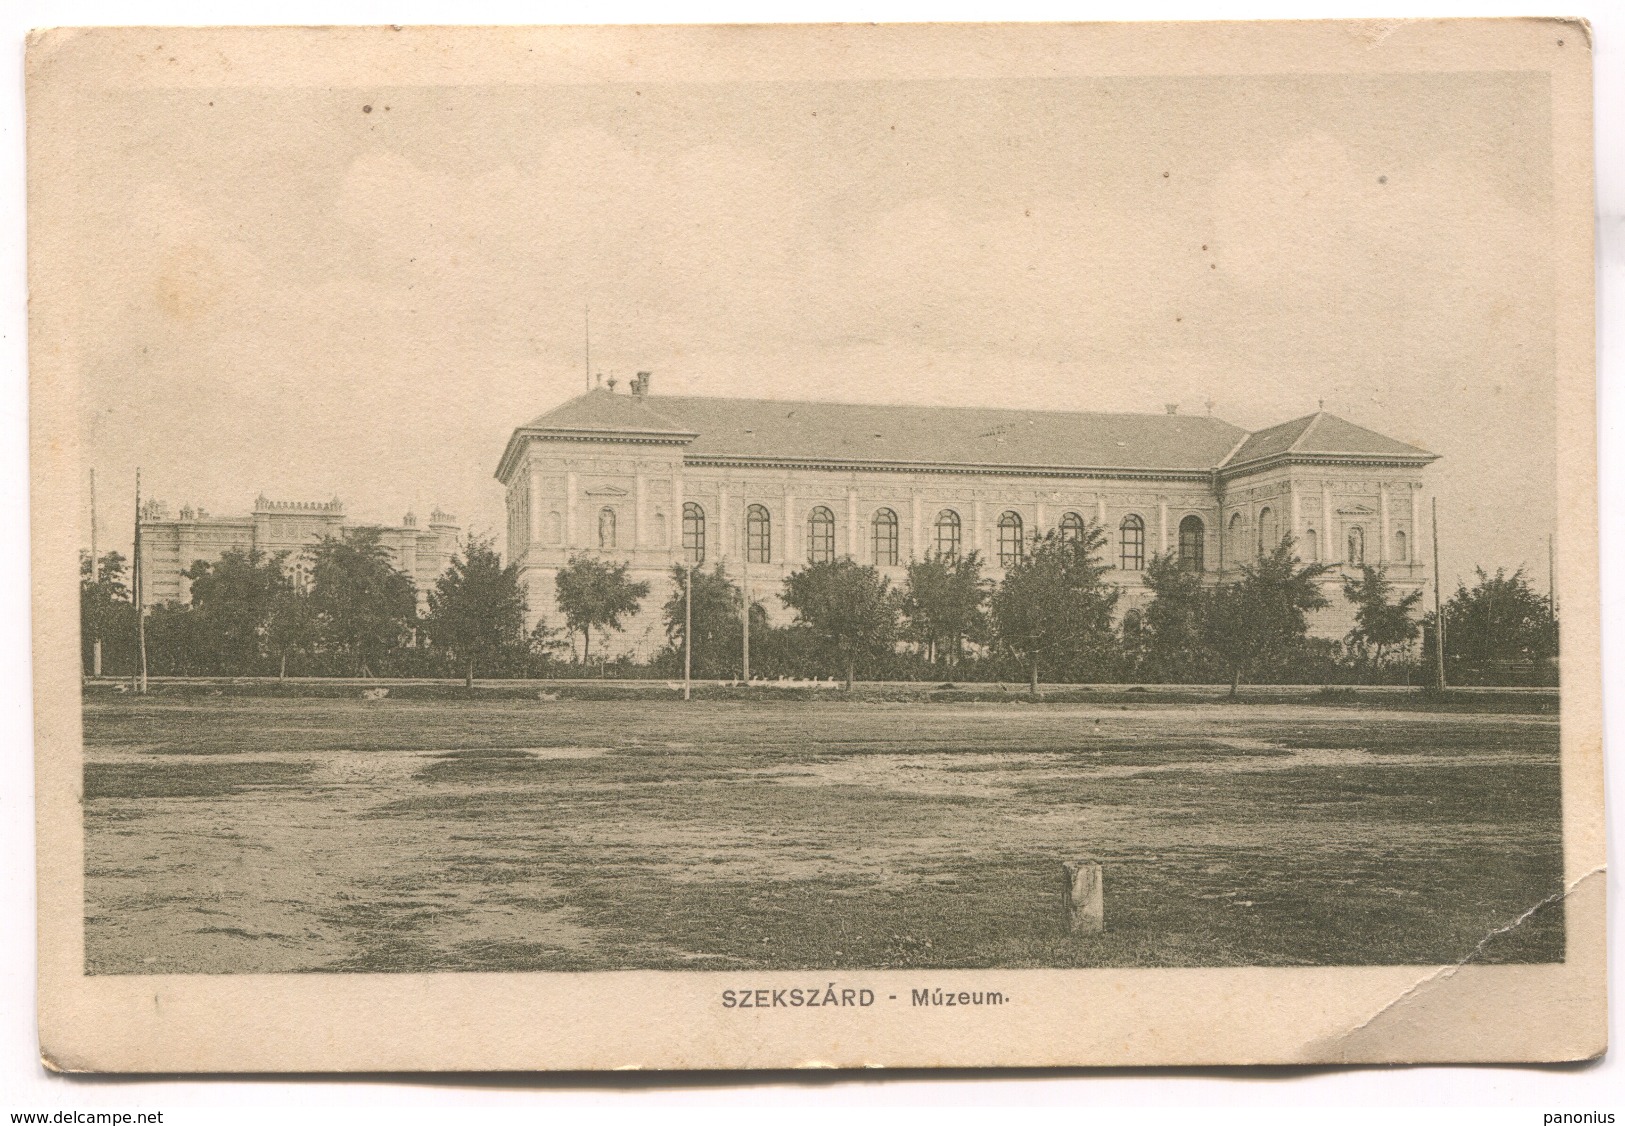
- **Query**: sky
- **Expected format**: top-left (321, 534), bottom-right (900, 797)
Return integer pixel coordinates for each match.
top-left (69, 70), bottom-right (1556, 588)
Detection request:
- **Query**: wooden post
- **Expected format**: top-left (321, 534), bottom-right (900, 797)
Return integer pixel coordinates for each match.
top-left (1432, 497), bottom-right (1445, 690)
top-left (134, 468), bottom-right (147, 695)
top-left (683, 563), bottom-right (693, 701)
top-left (741, 558), bottom-right (750, 684)
top-left (1062, 860), bottom-right (1104, 935)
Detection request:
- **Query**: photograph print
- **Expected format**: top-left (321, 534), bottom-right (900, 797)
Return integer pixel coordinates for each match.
top-left (30, 20), bottom-right (1603, 1069)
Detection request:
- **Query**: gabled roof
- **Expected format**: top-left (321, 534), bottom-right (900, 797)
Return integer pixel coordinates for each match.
top-left (1219, 411), bottom-right (1436, 472)
top-left (498, 392), bottom-right (1437, 482)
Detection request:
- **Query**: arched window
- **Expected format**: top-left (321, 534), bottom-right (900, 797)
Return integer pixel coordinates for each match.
top-left (997, 511), bottom-right (1024, 567)
top-left (1394, 529), bottom-right (1408, 562)
top-left (746, 504), bottom-right (771, 564)
top-left (1178, 515), bottom-right (1205, 572)
top-left (1257, 507), bottom-right (1277, 557)
top-left (1347, 525), bottom-right (1365, 565)
top-left (1120, 514), bottom-right (1145, 571)
top-left (681, 502), bottom-right (706, 564)
top-left (871, 508), bottom-right (899, 566)
top-left (1059, 511), bottom-right (1085, 544)
top-left (1304, 527), bottom-right (1319, 563)
top-left (807, 506), bottom-right (835, 564)
top-left (933, 509), bottom-right (961, 560)
top-left (1228, 511), bottom-right (1243, 557)
top-left (598, 507), bottom-right (617, 549)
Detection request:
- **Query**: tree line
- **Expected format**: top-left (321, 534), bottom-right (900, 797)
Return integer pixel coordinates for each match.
top-left (80, 520), bottom-right (1559, 688)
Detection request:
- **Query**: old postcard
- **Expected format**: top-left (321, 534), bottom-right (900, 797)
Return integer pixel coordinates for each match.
top-left (28, 20), bottom-right (1602, 1070)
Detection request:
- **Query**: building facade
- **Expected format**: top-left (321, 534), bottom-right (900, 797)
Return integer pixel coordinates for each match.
top-left (496, 381), bottom-right (1439, 660)
top-left (137, 495), bottom-right (461, 610)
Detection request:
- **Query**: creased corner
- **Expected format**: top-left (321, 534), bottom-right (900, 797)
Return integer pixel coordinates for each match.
top-left (1300, 865), bottom-right (1606, 1064)
top-left (1528, 15), bottom-right (1592, 51)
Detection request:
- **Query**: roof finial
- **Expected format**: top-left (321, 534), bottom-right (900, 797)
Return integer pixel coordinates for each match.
top-left (1318, 398), bottom-right (1325, 411)
top-left (1204, 397), bottom-right (1215, 416)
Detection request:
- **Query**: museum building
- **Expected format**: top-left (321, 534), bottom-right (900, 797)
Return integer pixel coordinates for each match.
top-left (498, 376), bottom-right (1440, 661)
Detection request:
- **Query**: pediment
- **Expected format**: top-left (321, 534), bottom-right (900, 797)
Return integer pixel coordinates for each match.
top-left (584, 485), bottom-right (630, 498)
top-left (1336, 504), bottom-right (1375, 516)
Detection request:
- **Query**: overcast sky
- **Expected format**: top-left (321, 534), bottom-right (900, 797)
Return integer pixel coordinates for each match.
top-left (71, 70), bottom-right (1555, 588)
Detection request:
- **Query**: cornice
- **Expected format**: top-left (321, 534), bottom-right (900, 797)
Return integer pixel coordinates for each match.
top-left (1218, 450), bottom-right (1440, 482)
top-left (681, 454), bottom-right (1215, 482)
top-left (497, 432), bottom-right (1440, 487)
top-left (495, 426), bottom-right (698, 482)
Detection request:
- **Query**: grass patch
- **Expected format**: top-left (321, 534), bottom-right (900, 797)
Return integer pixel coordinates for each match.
top-left (84, 760), bottom-right (314, 800)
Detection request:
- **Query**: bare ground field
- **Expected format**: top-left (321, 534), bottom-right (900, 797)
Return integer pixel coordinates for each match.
top-left (81, 695), bottom-right (1563, 973)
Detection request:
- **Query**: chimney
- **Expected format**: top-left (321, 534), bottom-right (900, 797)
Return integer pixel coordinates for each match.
top-left (1165, 403), bottom-right (1179, 415)
top-left (631, 371), bottom-right (652, 399)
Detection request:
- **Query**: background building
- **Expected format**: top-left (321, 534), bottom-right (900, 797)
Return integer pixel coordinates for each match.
top-left (137, 495), bottom-right (460, 610)
top-left (499, 380), bottom-right (1440, 660)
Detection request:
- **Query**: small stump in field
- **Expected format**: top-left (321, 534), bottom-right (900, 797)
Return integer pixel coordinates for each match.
top-left (1062, 860), bottom-right (1104, 935)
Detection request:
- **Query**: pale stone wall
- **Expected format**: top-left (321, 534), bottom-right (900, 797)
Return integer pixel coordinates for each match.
top-left (137, 497), bottom-right (460, 610)
top-left (505, 430), bottom-right (1436, 663)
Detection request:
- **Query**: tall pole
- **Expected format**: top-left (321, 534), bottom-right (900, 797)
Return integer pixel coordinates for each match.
top-left (683, 563), bottom-right (693, 702)
top-left (89, 468), bottom-right (98, 582)
top-left (1549, 533), bottom-right (1557, 617)
top-left (584, 305), bottom-right (591, 393)
top-left (134, 468), bottom-right (148, 694)
top-left (90, 468), bottom-right (101, 677)
top-left (741, 557), bottom-right (751, 684)
top-left (1431, 496), bottom-right (1445, 690)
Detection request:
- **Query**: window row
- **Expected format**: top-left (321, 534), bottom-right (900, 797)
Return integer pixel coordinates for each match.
top-left (1224, 509), bottom-right (1411, 565)
top-left (675, 504), bottom-right (1206, 572)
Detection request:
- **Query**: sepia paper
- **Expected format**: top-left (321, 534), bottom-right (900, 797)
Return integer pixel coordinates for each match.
top-left (28, 19), bottom-right (1603, 1071)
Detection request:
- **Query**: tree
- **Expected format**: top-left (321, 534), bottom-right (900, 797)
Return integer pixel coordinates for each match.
top-left (1205, 539), bottom-right (1331, 695)
top-left (901, 551), bottom-right (991, 664)
top-left (183, 548), bottom-right (291, 674)
top-left (80, 550), bottom-right (136, 675)
top-left (143, 601), bottom-right (212, 676)
top-left (780, 558), bottom-right (901, 689)
top-left (661, 563), bottom-right (758, 679)
top-left (265, 585), bottom-right (320, 679)
top-left (553, 554), bottom-right (650, 665)
top-left (990, 523), bottom-right (1118, 692)
top-left (527, 616), bottom-right (571, 670)
top-left (1341, 565), bottom-right (1423, 667)
top-left (1435, 567), bottom-right (1558, 676)
top-left (308, 528), bottom-right (419, 677)
top-left (424, 536), bottom-right (529, 689)
top-left (1137, 550), bottom-right (1218, 682)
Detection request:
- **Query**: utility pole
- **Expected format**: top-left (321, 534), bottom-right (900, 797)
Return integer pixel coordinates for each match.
top-left (134, 468), bottom-right (148, 695)
top-left (90, 468), bottom-right (101, 677)
top-left (1549, 533), bottom-right (1557, 617)
top-left (741, 557), bottom-right (751, 684)
top-left (1431, 496), bottom-right (1445, 691)
top-left (683, 563), bottom-right (693, 702)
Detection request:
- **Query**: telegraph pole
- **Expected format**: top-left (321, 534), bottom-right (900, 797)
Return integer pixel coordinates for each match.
top-left (90, 468), bottom-right (101, 677)
top-left (1431, 496), bottom-right (1445, 690)
top-left (134, 468), bottom-right (148, 694)
top-left (1549, 533), bottom-right (1557, 617)
top-left (683, 563), bottom-right (693, 702)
